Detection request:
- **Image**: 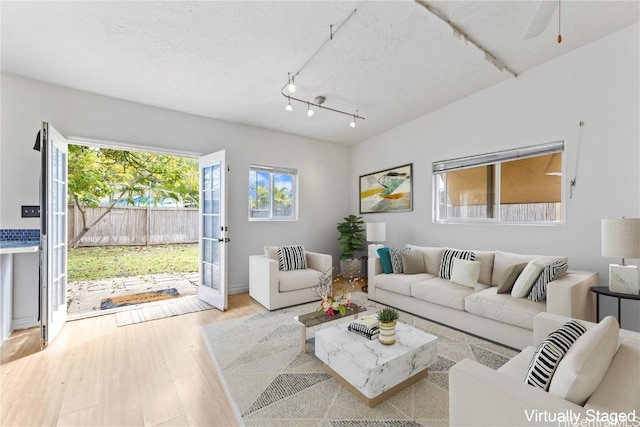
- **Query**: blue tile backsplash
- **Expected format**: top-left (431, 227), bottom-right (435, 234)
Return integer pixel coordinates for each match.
top-left (0, 229), bottom-right (40, 242)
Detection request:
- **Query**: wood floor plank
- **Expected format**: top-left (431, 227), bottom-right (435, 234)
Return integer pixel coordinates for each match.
top-left (0, 292), bottom-right (264, 426)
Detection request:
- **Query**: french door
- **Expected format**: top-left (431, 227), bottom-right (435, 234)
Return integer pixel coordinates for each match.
top-left (40, 122), bottom-right (68, 347)
top-left (198, 150), bottom-right (228, 310)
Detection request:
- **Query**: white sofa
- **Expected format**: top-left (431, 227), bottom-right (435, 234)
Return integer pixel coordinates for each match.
top-left (450, 312), bottom-right (640, 426)
top-left (368, 245), bottom-right (598, 350)
top-left (249, 247), bottom-right (332, 310)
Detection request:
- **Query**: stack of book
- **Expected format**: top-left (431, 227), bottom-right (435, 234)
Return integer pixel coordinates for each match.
top-left (348, 315), bottom-right (380, 340)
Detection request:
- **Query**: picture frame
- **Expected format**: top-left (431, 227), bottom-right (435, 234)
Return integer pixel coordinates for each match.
top-left (359, 163), bottom-right (413, 214)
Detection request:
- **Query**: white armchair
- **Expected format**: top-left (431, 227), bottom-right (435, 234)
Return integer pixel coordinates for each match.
top-left (249, 246), bottom-right (332, 310)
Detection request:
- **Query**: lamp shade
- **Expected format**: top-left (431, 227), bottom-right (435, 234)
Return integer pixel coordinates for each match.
top-left (366, 222), bottom-right (386, 242)
top-left (601, 218), bottom-right (640, 259)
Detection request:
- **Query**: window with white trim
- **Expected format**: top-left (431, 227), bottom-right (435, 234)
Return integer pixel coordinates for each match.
top-left (433, 142), bottom-right (564, 224)
top-left (249, 164), bottom-right (298, 221)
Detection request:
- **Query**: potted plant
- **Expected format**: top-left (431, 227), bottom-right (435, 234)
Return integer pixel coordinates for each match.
top-left (376, 307), bottom-right (399, 345)
top-left (337, 214), bottom-right (365, 278)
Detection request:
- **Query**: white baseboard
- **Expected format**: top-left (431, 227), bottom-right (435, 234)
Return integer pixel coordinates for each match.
top-left (12, 316), bottom-right (38, 331)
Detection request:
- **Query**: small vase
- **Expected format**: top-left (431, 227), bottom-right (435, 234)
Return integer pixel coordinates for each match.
top-left (378, 320), bottom-right (397, 345)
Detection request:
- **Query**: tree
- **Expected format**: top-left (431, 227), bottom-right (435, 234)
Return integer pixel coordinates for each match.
top-left (67, 145), bottom-right (198, 247)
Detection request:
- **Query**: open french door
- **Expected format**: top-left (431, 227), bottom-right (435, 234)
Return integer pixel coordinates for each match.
top-left (39, 122), bottom-right (68, 347)
top-left (198, 150), bottom-right (228, 310)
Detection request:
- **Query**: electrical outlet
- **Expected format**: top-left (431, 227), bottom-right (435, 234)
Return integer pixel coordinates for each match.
top-left (21, 205), bottom-right (40, 218)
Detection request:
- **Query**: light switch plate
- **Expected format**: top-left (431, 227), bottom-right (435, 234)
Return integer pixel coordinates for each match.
top-left (21, 205), bottom-right (40, 218)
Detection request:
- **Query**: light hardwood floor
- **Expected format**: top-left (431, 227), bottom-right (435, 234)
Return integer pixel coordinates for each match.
top-left (0, 293), bottom-right (264, 426)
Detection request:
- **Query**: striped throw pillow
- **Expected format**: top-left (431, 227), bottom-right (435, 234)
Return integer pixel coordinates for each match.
top-left (525, 320), bottom-right (586, 390)
top-left (277, 245), bottom-right (307, 271)
top-left (438, 249), bottom-right (476, 280)
top-left (528, 259), bottom-right (569, 302)
top-left (389, 247), bottom-right (411, 273)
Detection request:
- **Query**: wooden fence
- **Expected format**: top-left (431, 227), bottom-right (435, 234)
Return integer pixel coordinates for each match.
top-left (68, 205), bottom-right (199, 247)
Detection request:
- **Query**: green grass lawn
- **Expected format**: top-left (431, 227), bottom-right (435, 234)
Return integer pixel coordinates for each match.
top-left (68, 243), bottom-right (198, 282)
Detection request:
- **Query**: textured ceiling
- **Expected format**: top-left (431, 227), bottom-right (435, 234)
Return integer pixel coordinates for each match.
top-left (1, 1), bottom-right (638, 144)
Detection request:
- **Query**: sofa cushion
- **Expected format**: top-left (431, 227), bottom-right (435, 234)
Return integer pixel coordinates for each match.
top-left (585, 339), bottom-right (640, 413)
top-left (524, 320), bottom-right (587, 391)
top-left (264, 246), bottom-right (279, 260)
top-left (439, 248), bottom-right (476, 280)
top-left (469, 250), bottom-right (495, 286)
top-left (278, 268), bottom-right (320, 292)
top-left (406, 245), bottom-right (444, 275)
top-left (390, 247), bottom-right (411, 273)
top-left (492, 251), bottom-right (567, 286)
top-left (497, 262), bottom-right (527, 294)
top-left (498, 346), bottom-right (536, 379)
top-left (450, 258), bottom-right (481, 288)
top-left (374, 273), bottom-right (432, 296)
top-left (401, 251), bottom-right (426, 274)
top-left (465, 287), bottom-right (545, 330)
top-left (377, 247), bottom-right (393, 274)
top-left (549, 316), bottom-right (619, 406)
top-left (278, 245), bottom-right (307, 271)
top-left (511, 259), bottom-right (551, 298)
top-left (411, 278), bottom-right (488, 311)
top-left (527, 258), bottom-right (569, 302)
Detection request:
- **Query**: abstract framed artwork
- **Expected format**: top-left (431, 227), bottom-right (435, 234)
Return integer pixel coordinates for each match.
top-left (360, 163), bottom-right (413, 213)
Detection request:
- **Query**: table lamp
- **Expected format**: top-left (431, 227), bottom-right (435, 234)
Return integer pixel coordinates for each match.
top-left (366, 222), bottom-right (386, 258)
top-left (601, 218), bottom-right (640, 295)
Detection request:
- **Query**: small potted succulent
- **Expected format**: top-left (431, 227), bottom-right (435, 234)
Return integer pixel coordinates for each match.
top-left (376, 307), bottom-right (399, 345)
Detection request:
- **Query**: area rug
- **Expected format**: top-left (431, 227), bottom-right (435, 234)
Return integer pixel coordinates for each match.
top-left (100, 287), bottom-right (180, 310)
top-left (201, 293), bottom-right (518, 426)
top-left (116, 295), bottom-right (212, 326)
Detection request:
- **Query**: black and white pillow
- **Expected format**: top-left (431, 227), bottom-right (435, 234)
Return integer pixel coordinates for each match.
top-left (528, 259), bottom-right (569, 302)
top-left (389, 247), bottom-right (411, 273)
top-left (277, 245), bottom-right (307, 271)
top-left (438, 249), bottom-right (476, 280)
top-left (525, 320), bottom-right (586, 390)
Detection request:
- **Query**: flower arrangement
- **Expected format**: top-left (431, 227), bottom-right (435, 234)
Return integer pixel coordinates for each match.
top-left (312, 268), bottom-right (351, 316)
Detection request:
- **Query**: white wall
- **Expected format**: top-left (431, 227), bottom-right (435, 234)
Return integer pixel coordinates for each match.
top-left (0, 74), bottom-right (351, 296)
top-left (351, 24), bottom-right (640, 282)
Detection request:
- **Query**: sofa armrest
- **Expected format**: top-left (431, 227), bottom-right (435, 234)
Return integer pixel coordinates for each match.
top-left (546, 270), bottom-right (598, 322)
top-left (305, 251), bottom-right (332, 272)
top-left (367, 256), bottom-right (383, 295)
top-left (249, 255), bottom-right (279, 309)
top-left (450, 359), bottom-right (586, 427)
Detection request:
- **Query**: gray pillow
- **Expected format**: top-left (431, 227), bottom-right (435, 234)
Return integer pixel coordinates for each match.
top-left (400, 252), bottom-right (426, 274)
top-left (497, 262), bottom-right (527, 293)
top-left (389, 247), bottom-right (411, 273)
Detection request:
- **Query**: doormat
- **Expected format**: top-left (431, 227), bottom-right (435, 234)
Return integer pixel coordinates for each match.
top-left (100, 288), bottom-right (180, 310)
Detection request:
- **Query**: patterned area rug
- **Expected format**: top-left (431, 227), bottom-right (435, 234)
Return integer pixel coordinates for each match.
top-left (116, 296), bottom-right (212, 326)
top-left (201, 293), bottom-right (517, 426)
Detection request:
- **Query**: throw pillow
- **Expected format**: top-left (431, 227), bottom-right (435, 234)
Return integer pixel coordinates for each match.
top-left (264, 246), bottom-right (279, 261)
top-left (400, 251), bottom-right (426, 274)
top-left (389, 247), bottom-right (411, 274)
top-left (527, 259), bottom-right (569, 302)
top-left (497, 262), bottom-right (528, 294)
top-left (438, 248), bottom-right (476, 280)
top-left (548, 316), bottom-right (619, 405)
top-left (450, 258), bottom-right (482, 288)
top-left (524, 320), bottom-right (587, 391)
top-left (277, 245), bottom-right (307, 271)
top-left (377, 247), bottom-right (393, 274)
top-left (511, 258), bottom-right (551, 298)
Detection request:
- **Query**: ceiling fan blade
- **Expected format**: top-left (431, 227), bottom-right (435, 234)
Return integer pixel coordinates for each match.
top-left (522, 1), bottom-right (558, 39)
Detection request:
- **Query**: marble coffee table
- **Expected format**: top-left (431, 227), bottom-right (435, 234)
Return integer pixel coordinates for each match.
top-left (315, 321), bottom-right (438, 407)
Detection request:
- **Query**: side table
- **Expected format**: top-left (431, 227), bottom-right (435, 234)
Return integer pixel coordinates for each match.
top-left (590, 286), bottom-right (640, 331)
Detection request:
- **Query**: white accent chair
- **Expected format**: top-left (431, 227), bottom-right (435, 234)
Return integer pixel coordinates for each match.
top-left (249, 246), bottom-right (332, 311)
top-left (449, 312), bottom-right (640, 426)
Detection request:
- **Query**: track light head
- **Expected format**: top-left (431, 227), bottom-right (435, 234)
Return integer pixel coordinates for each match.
top-left (350, 117), bottom-right (356, 128)
top-left (287, 73), bottom-right (296, 94)
top-left (285, 97), bottom-right (293, 112)
top-left (307, 103), bottom-right (314, 117)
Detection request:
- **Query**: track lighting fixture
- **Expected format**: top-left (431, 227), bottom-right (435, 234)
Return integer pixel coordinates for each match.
top-left (280, 8), bottom-right (365, 128)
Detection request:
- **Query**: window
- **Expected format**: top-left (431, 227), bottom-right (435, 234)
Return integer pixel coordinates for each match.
top-left (249, 164), bottom-right (297, 220)
top-left (433, 141), bottom-right (563, 224)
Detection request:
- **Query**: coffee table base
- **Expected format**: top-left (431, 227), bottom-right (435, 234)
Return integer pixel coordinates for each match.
top-left (322, 363), bottom-right (429, 407)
